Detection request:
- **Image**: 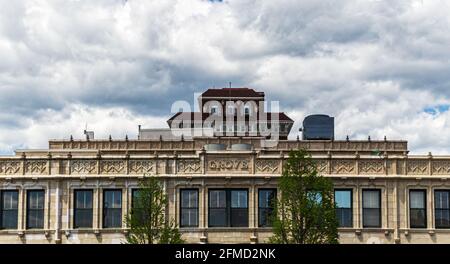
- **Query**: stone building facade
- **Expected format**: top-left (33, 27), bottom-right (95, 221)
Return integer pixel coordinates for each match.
top-left (1, 137), bottom-right (450, 244)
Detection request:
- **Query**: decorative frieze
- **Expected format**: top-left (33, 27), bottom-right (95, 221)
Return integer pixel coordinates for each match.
top-left (331, 160), bottom-right (355, 174)
top-left (0, 160), bottom-right (21, 174)
top-left (100, 160), bottom-right (125, 174)
top-left (407, 160), bottom-right (428, 175)
top-left (315, 160), bottom-right (328, 174)
top-left (432, 160), bottom-right (450, 175)
top-left (25, 160), bottom-right (47, 174)
top-left (177, 160), bottom-right (201, 174)
top-left (129, 160), bottom-right (156, 174)
top-left (359, 160), bottom-right (385, 174)
top-left (71, 160), bottom-right (97, 174)
top-left (255, 160), bottom-right (280, 174)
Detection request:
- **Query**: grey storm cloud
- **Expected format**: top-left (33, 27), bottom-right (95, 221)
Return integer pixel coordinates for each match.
top-left (1, 0), bottom-right (450, 154)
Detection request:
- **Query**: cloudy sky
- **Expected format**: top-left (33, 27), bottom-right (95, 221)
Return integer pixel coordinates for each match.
top-left (1, 0), bottom-right (450, 154)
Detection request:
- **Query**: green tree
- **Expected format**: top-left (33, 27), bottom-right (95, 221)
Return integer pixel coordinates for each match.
top-left (125, 175), bottom-right (184, 244)
top-left (269, 149), bottom-right (339, 244)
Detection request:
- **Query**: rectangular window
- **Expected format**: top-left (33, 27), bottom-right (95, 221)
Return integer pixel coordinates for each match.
top-left (27, 190), bottom-right (45, 229)
top-left (180, 189), bottom-right (199, 227)
top-left (362, 189), bottom-right (381, 228)
top-left (0, 190), bottom-right (19, 229)
top-left (435, 190), bottom-right (450, 228)
top-left (410, 190), bottom-right (427, 228)
top-left (258, 189), bottom-right (277, 227)
top-left (131, 189), bottom-right (146, 226)
top-left (335, 189), bottom-right (353, 228)
top-left (103, 189), bottom-right (122, 228)
top-left (230, 190), bottom-right (248, 227)
top-left (74, 190), bottom-right (93, 228)
top-left (208, 189), bottom-right (248, 227)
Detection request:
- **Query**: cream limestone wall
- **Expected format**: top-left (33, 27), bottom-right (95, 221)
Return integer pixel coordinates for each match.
top-left (1, 139), bottom-right (450, 244)
top-left (1, 177), bottom-right (450, 244)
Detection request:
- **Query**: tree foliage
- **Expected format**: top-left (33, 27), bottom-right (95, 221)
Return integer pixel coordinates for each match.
top-left (125, 176), bottom-right (184, 244)
top-left (269, 149), bottom-right (339, 244)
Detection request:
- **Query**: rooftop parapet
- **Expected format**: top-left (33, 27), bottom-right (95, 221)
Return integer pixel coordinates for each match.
top-left (46, 138), bottom-right (408, 155)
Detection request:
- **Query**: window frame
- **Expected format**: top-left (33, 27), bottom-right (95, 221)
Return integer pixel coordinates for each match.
top-left (26, 190), bottom-right (45, 229)
top-left (208, 188), bottom-right (248, 228)
top-left (0, 190), bottom-right (19, 230)
top-left (102, 189), bottom-right (123, 229)
top-left (409, 189), bottom-right (427, 228)
top-left (73, 189), bottom-right (94, 229)
top-left (258, 188), bottom-right (277, 227)
top-left (362, 189), bottom-right (382, 228)
top-left (434, 189), bottom-right (450, 229)
top-left (334, 188), bottom-right (353, 228)
top-left (180, 189), bottom-right (199, 228)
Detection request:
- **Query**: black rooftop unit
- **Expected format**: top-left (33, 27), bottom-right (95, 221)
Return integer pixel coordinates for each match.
top-left (302, 114), bottom-right (334, 140)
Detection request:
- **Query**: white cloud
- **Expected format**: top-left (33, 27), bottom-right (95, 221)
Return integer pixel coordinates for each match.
top-left (1, 0), bottom-right (450, 154)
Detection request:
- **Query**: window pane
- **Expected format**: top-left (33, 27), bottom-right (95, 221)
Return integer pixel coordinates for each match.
top-left (76, 190), bottom-right (93, 209)
top-left (335, 190), bottom-right (352, 227)
top-left (180, 190), bottom-right (198, 227)
top-left (74, 190), bottom-right (93, 228)
top-left (307, 191), bottom-right (322, 204)
top-left (103, 190), bottom-right (122, 228)
top-left (27, 190), bottom-right (45, 229)
top-left (410, 209), bottom-right (426, 228)
top-left (363, 190), bottom-right (381, 228)
top-left (363, 190), bottom-right (380, 208)
top-left (435, 191), bottom-right (450, 228)
top-left (410, 191), bottom-right (425, 209)
top-left (231, 208), bottom-right (248, 227)
top-left (104, 190), bottom-right (121, 209)
top-left (181, 208), bottom-right (198, 227)
top-left (1, 191), bottom-right (18, 229)
top-left (336, 208), bottom-right (352, 227)
top-left (436, 191), bottom-right (449, 209)
top-left (259, 189), bottom-right (276, 208)
top-left (181, 190), bottom-right (198, 208)
top-left (363, 208), bottom-right (380, 227)
top-left (231, 190), bottom-right (247, 208)
top-left (209, 208), bottom-right (226, 227)
top-left (258, 189), bottom-right (276, 227)
top-left (209, 190), bottom-right (226, 208)
top-left (335, 190), bottom-right (351, 208)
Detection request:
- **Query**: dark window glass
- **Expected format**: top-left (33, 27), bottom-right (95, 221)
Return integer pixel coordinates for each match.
top-left (0, 190), bottom-right (19, 229)
top-left (410, 190), bottom-right (427, 228)
top-left (131, 189), bottom-right (147, 226)
top-left (258, 189), bottom-right (277, 227)
top-left (362, 189), bottom-right (381, 228)
top-left (230, 190), bottom-right (248, 227)
top-left (180, 189), bottom-right (198, 227)
top-left (435, 190), bottom-right (450, 228)
top-left (209, 190), bottom-right (227, 227)
top-left (74, 190), bottom-right (93, 228)
top-left (335, 189), bottom-right (353, 228)
top-left (103, 190), bottom-right (122, 228)
top-left (27, 190), bottom-right (45, 229)
top-left (208, 189), bottom-right (248, 227)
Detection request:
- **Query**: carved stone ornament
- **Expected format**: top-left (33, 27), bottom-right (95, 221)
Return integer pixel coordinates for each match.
top-left (0, 161), bottom-right (21, 174)
top-left (101, 160), bottom-right (125, 174)
top-left (178, 160), bottom-right (201, 174)
top-left (71, 160), bottom-right (97, 174)
top-left (255, 160), bottom-right (279, 174)
top-left (25, 160), bottom-right (47, 174)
